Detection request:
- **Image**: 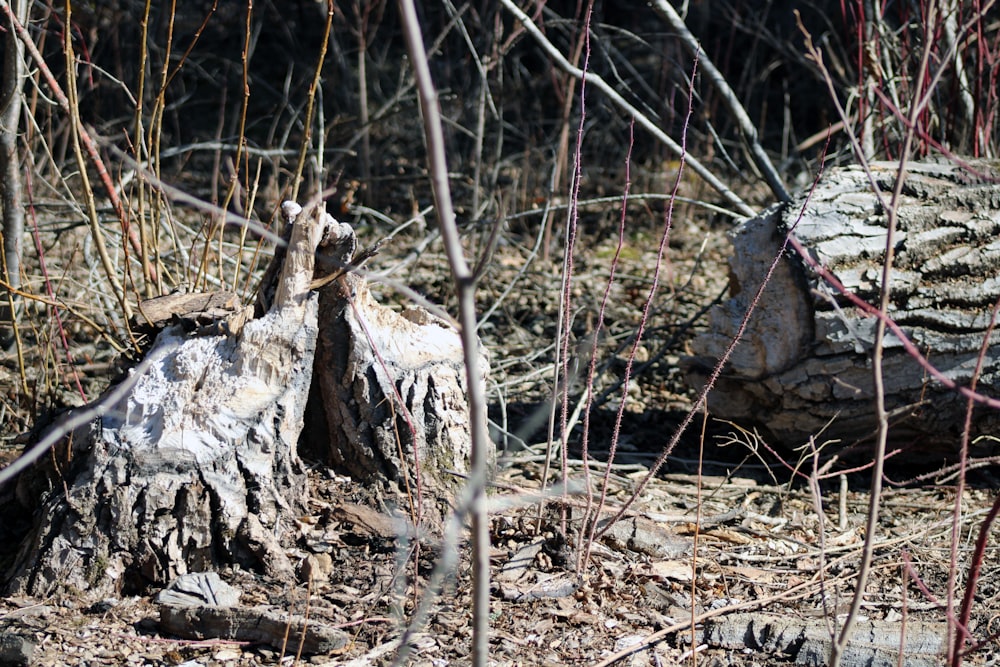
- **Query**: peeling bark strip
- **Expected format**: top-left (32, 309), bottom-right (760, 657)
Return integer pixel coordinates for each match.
top-left (687, 161), bottom-right (1000, 453)
top-left (5, 202), bottom-right (324, 597)
top-left (135, 290), bottom-right (251, 337)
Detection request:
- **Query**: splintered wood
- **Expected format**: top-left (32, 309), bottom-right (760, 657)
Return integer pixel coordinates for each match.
top-left (311, 217), bottom-right (490, 530)
top-left (4, 198), bottom-right (487, 596)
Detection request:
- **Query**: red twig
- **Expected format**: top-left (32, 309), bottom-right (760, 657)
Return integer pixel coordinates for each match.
top-left (952, 296), bottom-right (1000, 666)
top-left (578, 118), bottom-right (634, 569)
top-left (553, 0), bottom-right (594, 527)
top-left (595, 129), bottom-right (833, 542)
top-left (785, 233), bottom-right (1000, 412)
top-left (590, 51), bottom-right (699, 541)
top-left (955, 492), bottom-right (1000, 662)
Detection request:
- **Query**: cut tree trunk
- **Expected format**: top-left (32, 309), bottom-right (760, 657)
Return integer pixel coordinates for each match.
top-left (309, 220), bottom-right (491, 530)
top-left (3, 202), bottom-right (322, 597)
top-left (686, 160), bottom-right (1000, 456)
top-left (2, 200), bottom-right (488, 596)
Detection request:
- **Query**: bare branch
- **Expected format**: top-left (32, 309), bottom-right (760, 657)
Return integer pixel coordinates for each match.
top-left (649, 0), bottom-right (791, 203)
top-left (498, 0), bottom-right (756, 218)
top-left (396, 2), bottom-right (492, 665)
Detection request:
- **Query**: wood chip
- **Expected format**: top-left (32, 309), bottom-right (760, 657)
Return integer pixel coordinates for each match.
top-left (136, 290), bottom-right (252, 336)
top-left (333, 502), bottom-right (410, 542)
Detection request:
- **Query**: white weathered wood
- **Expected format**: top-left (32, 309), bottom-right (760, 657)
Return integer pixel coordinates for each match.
top-left (687, 161), bottom-right (1000, 453)
top-left (5, 199), bottom-right (490, 596)
top-left (156, 572), bottom-right (241, 607)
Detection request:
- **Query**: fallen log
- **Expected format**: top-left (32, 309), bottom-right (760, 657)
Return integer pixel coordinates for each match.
top-left (686, 161), bottom-right (1000, 456)
top-left (701, 612), bottom-right (945, 667)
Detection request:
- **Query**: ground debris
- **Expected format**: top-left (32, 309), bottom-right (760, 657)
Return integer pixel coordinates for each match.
top-left (155, 571), bottom-right (349, 656)
top-left (597, 515), bottom-right (693, 559)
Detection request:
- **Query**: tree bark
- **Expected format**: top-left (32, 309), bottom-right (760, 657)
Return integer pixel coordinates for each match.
top-left (0, 0), bottom-right (28, 348)
top-left (310, 220), bottom-right (490, 530)
top-left (2, 200), bottom-right (490, 596)
top-left (687, 161), bottom-right (1000, 456)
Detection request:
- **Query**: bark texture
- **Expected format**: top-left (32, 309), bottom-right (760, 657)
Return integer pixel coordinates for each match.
top-left (4, 202), bottom-right (323, 597)
top-left (702, 612), bottom-right (945, 667)
top-left (311, 221), bottom-right (490, 529)
top-left (687, 161), bottom-right (1000, 454)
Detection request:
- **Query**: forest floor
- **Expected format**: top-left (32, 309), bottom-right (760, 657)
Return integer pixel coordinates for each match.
top-left (3, 173), bottom-right (1000, 666)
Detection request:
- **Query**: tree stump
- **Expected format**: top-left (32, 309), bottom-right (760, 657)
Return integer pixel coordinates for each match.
top-left (309, 220), bottom-right (490, 530)
top-left (3, 201), bottom-right (323, 597)
top-left (686, 161), bottom-right (1000, 456)
top-left (2, 200), bottom-right (490, 596)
